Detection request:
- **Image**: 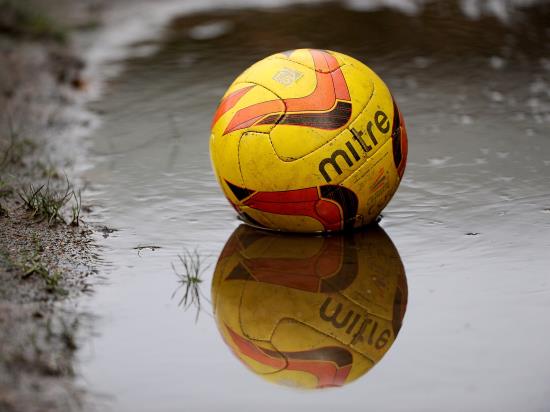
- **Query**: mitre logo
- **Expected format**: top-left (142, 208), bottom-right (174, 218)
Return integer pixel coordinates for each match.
top-left (318, 110), bottom-right (390, 183)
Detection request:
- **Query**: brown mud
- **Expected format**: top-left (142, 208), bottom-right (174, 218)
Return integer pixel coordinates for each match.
top-left (0, 2), bottom-right (103, 411)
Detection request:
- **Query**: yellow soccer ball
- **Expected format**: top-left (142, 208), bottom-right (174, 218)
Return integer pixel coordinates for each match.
top-left (210, 49), bottom-right (408, 233)
top-left (212, 224), bottom-right (408, 389)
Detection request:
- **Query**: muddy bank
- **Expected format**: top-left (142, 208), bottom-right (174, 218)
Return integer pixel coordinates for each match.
top-left (0, 215), bottom-right (96, 412)
top-left (0, 2), bottom-right (101, 411)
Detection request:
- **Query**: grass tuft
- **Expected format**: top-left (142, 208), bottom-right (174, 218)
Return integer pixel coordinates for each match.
top-left (70, 189), bottom-right (81, 227)
top-left (18, 182), bottom-right (70, 225)
top-left (17, 177), bottom-right (81, 226)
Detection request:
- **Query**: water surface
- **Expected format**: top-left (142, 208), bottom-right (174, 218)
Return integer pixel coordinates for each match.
top-left (79, 2), bottom-right (550, 411)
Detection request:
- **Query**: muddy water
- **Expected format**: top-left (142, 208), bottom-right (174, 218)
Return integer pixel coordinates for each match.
top-left (79, 2), bottom-right (550, 411)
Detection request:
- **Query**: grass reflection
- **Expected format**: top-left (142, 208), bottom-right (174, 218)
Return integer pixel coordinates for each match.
top-left (171, 248), bottom-right (211, 322)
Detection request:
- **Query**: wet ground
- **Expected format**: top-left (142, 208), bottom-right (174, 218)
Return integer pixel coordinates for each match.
top-left (77, 1), bottom-right (550, 411)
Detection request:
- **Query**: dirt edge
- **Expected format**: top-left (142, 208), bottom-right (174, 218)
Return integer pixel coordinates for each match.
top-left (0, 2), bottom-right (103, 411)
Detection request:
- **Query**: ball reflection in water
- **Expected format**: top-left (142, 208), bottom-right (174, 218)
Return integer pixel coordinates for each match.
top-left (211, 224), bottom-right (407, 389)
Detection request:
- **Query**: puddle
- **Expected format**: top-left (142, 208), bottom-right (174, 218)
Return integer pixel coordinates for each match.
top-left (78, 1), bottom-right (550, 411)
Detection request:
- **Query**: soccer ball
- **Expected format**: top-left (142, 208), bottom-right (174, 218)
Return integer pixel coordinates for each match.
top-left (211, 224), bottom-right (407, 389)
top-left (210, 49), bottom-right (408, 233)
